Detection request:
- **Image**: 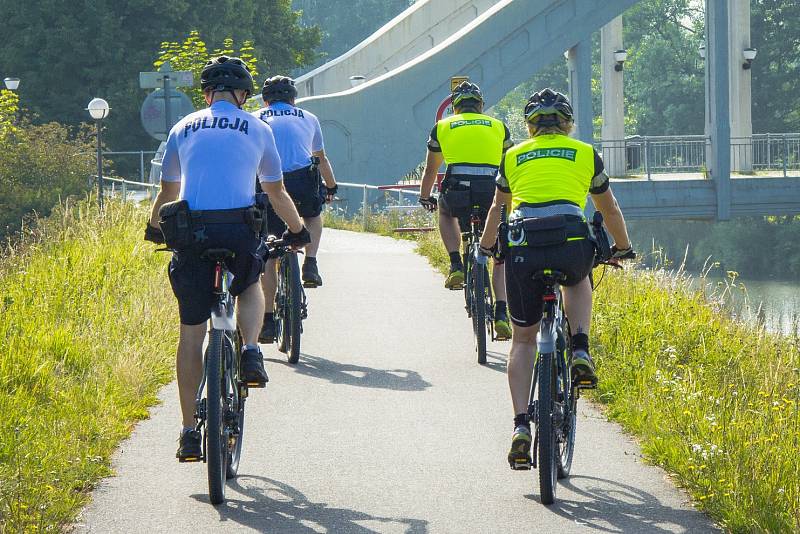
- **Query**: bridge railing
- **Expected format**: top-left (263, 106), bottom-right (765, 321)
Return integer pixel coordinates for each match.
top-left (596, 133), bottom-right (800, 179)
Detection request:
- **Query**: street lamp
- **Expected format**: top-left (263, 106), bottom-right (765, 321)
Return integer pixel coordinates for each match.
top-left (3, 77), bottom-right (20, 90)
top-left (699, 42), bottom-right (706, 60)
top-left (742, 47), bottom-right (757, 70)
top-left (613, 49), bottom-right (628, 72)
top-left (87, 98), bottom-right (110, 208)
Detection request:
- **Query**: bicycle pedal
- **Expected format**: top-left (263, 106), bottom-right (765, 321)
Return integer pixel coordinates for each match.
top-left (447, 286), bottom-right (464, 291)
top-left (178, 456), bottom-right (203, 463)
top-left (509, 460), bottom-right (532, 471)
top-left (303, 281), bottom-right (320, 288)
top-left (244, 381), bottom-right (267, 388)
top-left (575, 378), bottom-right (598, 390)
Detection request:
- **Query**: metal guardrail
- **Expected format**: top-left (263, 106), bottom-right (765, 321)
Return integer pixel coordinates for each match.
top-left (104, 151), bottom-right (158, 184)
top-left (595, 134), bottom-right (800, 179)
top-left (335, 181), bottom-right (423, 229)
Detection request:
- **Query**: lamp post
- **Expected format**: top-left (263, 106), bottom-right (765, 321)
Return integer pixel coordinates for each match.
top-left (87, 98), bottom-right (110, 209)
top-left (3, 77), bottom-right (20, 90)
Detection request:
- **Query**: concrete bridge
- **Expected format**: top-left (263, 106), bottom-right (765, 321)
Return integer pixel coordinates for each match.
top-left (294, 0), bottom-right (800, 221)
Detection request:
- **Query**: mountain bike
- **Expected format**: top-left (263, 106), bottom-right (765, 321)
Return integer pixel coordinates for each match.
top-left (193, 248), bottom-right (249, 505)
top-left (268, 237), bottom-right (308, 365)
top-left (523, 212), bottom-right (631, 505)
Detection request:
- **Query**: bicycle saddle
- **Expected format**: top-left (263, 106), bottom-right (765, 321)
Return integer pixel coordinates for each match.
top-left (533, 270), bottom-right (567, 285)
top-left (201, 248), bottom-right (236, 261)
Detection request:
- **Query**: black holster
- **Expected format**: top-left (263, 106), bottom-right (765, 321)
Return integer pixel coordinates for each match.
top-left (158, 200), bottom-right (193, 250)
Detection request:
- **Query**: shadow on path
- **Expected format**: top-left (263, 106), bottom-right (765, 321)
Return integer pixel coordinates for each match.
top-left (266, 353), bottom-right (432, 391)
top-left (193, 475), bottom-right (428, 533)
top-left (482, 351), bottom-right (507, 373)
top-left (527, 475), bottom-right (716, 533)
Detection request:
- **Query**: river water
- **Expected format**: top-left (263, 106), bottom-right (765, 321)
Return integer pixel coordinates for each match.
top-left (698, 276), bottom-right (799, 336)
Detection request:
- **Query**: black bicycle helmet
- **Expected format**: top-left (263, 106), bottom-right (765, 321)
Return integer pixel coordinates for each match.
top-left (451, 81), bottom-right (484, 110)
top-left (262, 76), bottom-right (298, 103)
top-left (200, 56), bottom-right (254, 93)
top-left (524, 88), bottom-right (574, 125)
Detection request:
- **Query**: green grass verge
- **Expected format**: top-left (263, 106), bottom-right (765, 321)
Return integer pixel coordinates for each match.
top-left (0, 199), bottom-right (176, 531)
top-left (333, 208), bottom-right (799, 533)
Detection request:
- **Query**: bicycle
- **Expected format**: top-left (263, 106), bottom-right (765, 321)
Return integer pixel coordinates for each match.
top-left (518, 212), bottom-right (629, 505)
top-left (268, 237), bottom-right (308, 365)
top-left (191, 248), bottom-right (251, 505)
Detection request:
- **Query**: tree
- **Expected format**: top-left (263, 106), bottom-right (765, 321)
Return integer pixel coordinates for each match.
top-left (154, 32), bottom-right (261, 110)
top-left (0, 0), bottom-right (319, 150)
top-left (751, 0), bottom-right (800, 132)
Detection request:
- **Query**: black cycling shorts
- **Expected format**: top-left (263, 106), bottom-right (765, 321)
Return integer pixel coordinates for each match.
top-left (505, 238), bottom-right (595, 327)
top-left (168, 222), bottom-right (266, 325)
top-left (266, 165), bottom-right (326, 236)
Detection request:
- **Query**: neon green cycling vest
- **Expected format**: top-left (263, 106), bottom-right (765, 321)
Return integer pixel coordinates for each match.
top-left (436, 113), bottom-right (507, 166)
top-left (501, 134), bottom-right (595, 211)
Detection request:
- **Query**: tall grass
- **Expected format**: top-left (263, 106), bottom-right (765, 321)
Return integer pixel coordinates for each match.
top-left (337, 209), bottom-right (800, 533)
top-left (593, 268), bottom-right (799, 533)
top-left (0, 198), bottom-right (176, 531)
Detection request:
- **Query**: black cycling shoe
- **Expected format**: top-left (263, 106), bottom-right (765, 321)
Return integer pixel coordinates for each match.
top-left (258, 314), bottom-right (276, 344)
top-left (302, 260), bottom-right (323, 288)
top-left (241, 348), bottom-right (269, 388)
top-left (176, 429), bottom-right (202, 462)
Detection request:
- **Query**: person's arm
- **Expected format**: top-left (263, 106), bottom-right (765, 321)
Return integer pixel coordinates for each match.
top-left (591, 188), bottom-right (631, 250)
top-left (420, 149), bottom-right (444, 198)
top-left (313, 149), bottom-right (336, 188)
top-left (480, 156), bottom-right (512, 250)
top-left (479, 188), bottom-right (512, 250)
top-left (148, 133), bottom-right (181, 227)
top-left (257, 123), bottom-right (303, 233)
top-left (149, 181), bottom-right (180, 227)
top-left (588, 149), bottom-right (631, 249)
top-left (420, 123), bottom-right (444, 199)
top-left (260, 180), bottom-right (303, 233)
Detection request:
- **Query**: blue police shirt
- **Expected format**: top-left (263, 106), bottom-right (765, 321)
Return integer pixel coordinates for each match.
top-left (252, 102), bottom-right (324, 173)
top-left (160, 101), bottom-right (283, 210)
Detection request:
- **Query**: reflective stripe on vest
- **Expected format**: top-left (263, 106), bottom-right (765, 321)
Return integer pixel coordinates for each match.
top-left (436, 113), bottom-right (507, 166)
top-left (502, 134), bottom-right (595, 211)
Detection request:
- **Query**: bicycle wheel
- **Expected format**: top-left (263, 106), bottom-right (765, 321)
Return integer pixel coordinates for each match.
top-left (463, 250), bottom-right (472, 317)
top-left (536, 350), bottom-right (558, 505)
top-left (472, 254), bottom-right (487, 365)
top-left (275, 258), bottom-right (289, 353)
top-left (556, 321), bottom-right (576, 479)
top-left (205, 328), bottom-right (228, 505)
top-left (285, 252), bottom-right (303, 365)
top-left (226, 332), bottom-right (245, 479)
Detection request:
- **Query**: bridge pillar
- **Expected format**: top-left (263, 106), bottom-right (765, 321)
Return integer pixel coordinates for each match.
top-left (729, 0), bottom-right (753, 173)
top-left (601, 16), bottom-right (626, 177)
top-left (567, 38), bottom-right (593, 144)
top-left (707, 0), bottom-right (732, 220)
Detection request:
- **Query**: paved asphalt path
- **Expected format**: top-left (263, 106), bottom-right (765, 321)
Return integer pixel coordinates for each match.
top-left (76, 230), bottom-right (717, 533)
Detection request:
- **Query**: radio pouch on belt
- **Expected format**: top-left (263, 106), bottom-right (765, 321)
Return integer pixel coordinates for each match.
top-left (158, 200), bottom-right (193, 250)
top-left (245, 194), bottom-right (268, 237)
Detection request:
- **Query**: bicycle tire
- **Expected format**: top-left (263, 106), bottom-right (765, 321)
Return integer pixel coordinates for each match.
top-left (463, 250), bottom-right (472, 317)
top-left (556, 320), bottom-right (576, 479)
top-left (286, 252), bottom-right (303, 365)
top-left (226, 332), bottom-right (245, 479)
top-left (275, 258), bottom-right (289, 353)
top-left (205, 329), bottom-right (227, 505)
top-left (472, 256), bottom-right (487, 364)
top-left (537, 350), bottom-right (558, 505)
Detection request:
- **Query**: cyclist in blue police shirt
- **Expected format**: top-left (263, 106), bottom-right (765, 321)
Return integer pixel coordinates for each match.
top-left (252, 76), bottom-right (338, 343)
top-left (144, 56), bottom-right (310, 461)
